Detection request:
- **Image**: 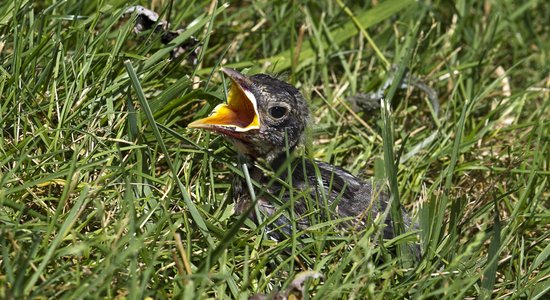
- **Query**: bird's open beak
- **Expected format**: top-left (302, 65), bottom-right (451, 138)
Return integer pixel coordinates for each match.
top-left (188, 68), bottom-right (260, 132)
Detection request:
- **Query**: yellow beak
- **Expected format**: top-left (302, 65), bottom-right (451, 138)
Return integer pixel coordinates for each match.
top-left (188, 68), bottom-right (260, 132)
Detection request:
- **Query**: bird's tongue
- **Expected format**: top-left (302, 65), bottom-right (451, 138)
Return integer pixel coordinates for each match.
top-left (188, 68), bottom-right (260, 132)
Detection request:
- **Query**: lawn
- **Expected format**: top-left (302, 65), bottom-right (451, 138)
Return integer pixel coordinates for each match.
top-left (1, 0), bottom-right (549, 299)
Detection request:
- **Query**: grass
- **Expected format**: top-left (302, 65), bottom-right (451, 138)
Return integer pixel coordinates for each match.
top-left (1, 0), bottom-right (549, 298)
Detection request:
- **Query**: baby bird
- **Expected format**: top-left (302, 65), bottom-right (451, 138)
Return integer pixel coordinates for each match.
top-left (189, 68), bottom-right (416, 245)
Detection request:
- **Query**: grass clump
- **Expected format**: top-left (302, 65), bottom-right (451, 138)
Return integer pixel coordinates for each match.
top-left (1, 0), bottom-right (548, 299)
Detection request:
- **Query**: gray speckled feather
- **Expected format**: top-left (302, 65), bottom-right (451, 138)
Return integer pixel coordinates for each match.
top-left (233, 157), bottom-right (415, 242)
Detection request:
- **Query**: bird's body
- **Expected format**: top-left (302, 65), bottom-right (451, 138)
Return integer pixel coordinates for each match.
top-left (189, 68), bottom-right (417, 249)
top-left (232, 157), bottom-right (411, 241)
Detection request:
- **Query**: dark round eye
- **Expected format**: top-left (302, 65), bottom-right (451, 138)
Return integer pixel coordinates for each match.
top-left (268, 106), bottom-right (288, 119)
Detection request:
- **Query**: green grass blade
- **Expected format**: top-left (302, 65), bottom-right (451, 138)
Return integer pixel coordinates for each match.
top-left (124, 61), bottom-right (214, 247)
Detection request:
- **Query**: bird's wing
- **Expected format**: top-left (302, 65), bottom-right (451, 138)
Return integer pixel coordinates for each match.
top-left (233, 158), bottom-right (414, 241)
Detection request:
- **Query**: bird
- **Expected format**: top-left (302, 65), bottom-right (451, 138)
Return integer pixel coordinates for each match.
top-left (189, 68), bottom-right (418, 250)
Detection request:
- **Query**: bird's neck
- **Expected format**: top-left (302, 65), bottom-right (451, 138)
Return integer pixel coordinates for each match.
top-left (270, 150), bottom-right (297, 171)
top-left (236, 148), bottom-right (297, 175)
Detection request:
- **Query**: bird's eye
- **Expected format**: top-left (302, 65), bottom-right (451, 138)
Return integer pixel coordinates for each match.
top-left (268, 106), bottom-right (288, 119)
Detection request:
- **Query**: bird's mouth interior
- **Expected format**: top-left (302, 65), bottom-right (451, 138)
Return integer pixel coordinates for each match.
top-left (188, 68), bottom-right (260, 132)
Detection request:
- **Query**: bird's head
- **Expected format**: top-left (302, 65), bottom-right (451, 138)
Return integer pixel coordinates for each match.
top-left (189, 68), bottom-right (309, 163)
